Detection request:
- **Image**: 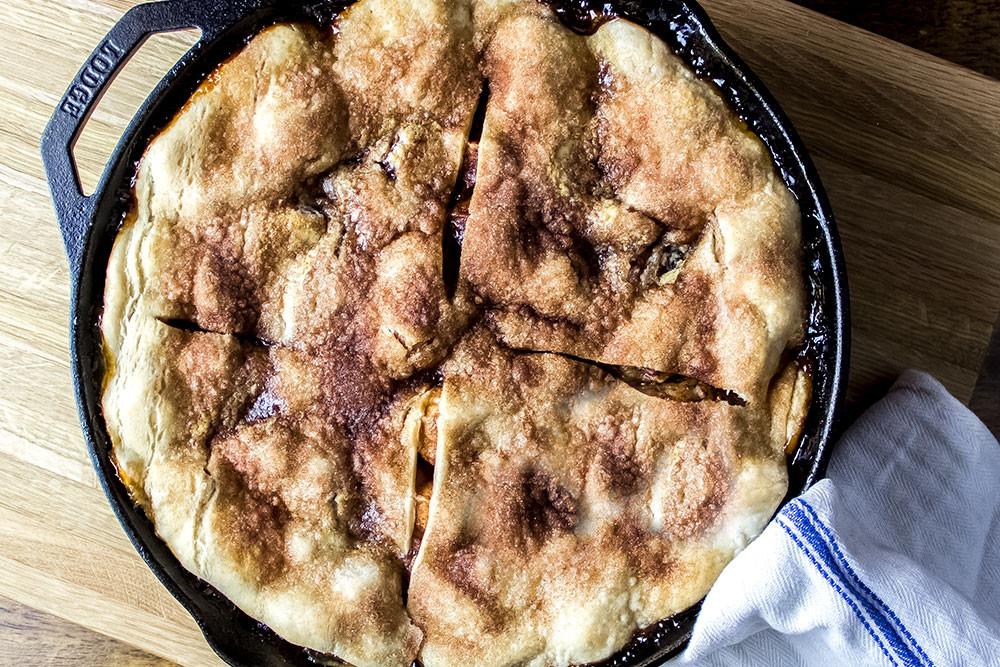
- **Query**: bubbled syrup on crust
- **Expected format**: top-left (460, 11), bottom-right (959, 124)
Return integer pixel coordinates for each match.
top-left (539, 0), bottom-right (618, 34)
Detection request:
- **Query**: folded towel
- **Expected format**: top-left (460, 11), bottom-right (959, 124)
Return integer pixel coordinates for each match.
top-left (679, 370), bottom-right (1000, 666)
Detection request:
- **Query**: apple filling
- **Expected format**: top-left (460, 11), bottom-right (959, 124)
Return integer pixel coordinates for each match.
top-left (409, 386), bottom-right (441, 564)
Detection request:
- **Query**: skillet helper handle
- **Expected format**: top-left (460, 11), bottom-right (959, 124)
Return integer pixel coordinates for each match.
top-left (39, 0), bottom-right (222, 274)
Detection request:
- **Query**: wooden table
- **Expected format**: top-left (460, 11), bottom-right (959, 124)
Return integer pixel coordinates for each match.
top-left (1, 0), bottom-right (998, 664)
top-left (793, 0), bottom-right (1000, 80)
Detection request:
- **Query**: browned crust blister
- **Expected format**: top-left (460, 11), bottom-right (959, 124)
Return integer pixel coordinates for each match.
top-left (101, 1), bottom-right (808, 666)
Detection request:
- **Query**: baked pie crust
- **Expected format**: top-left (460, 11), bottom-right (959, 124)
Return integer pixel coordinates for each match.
top-left (101, 0), bottom-right (808, 665)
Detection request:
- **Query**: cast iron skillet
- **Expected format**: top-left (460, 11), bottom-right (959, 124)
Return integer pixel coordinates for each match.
top-left (40, 0), bottom-right (849, 665)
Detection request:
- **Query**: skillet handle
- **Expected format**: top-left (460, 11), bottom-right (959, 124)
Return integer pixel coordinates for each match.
top-left (39, 0), bottom-right (242, 274)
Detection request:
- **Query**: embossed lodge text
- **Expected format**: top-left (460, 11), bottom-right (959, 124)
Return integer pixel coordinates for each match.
top-left (60, 39), bottom-right (124, 118)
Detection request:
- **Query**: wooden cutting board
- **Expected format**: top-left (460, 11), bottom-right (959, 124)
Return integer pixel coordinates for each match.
top-left (0, 0), bottom-right (997, 664)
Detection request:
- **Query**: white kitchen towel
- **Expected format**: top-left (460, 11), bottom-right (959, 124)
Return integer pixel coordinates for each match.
top-left (679, 370), bottom-right (1000, 666)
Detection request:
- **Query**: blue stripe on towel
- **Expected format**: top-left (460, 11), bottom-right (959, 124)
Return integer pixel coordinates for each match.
top-left (775, 516), bottom-right (899, 666)
top-left (797, 499), bottom-right (935, 667)
top-left (781, 499), bottom-right (930, 667)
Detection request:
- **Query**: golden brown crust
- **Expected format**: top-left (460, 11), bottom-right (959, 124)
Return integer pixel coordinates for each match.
top-left (102, 0), bottom-right (481, 661)
top-left (102, 1), bottom-right (807, 665)
top-left (461, 11), bottom-right (804, 402)
top-left (104, 3), bottom-right (481, 375)
top-left (408, 327), bottom-right (791, 666)
top-left (103, 318), bottom-right (422, 666)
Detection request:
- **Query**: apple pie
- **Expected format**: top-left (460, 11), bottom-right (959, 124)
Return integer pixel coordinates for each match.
top-left (101, 0), bottom-right (809, 665)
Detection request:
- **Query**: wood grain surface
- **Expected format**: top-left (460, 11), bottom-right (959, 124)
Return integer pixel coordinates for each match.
top-left (0, 0), bottom-right (998, 664)
top-left (0, 595), bottom-right (174, 666)
top-left (794, 0), bottom-right (1000, 79)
